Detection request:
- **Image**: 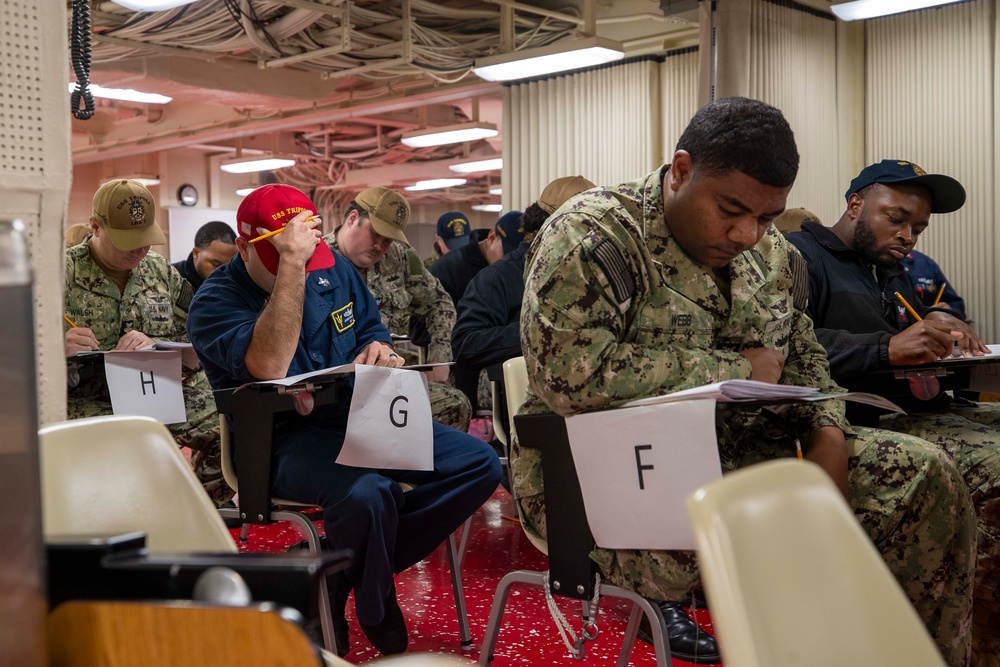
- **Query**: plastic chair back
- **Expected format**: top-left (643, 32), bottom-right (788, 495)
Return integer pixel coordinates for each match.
top-left (502, 357), bottom-right (528, 442)
top-left (686, 459), bottom-right (946, 667)
top-left (40, 415), bottom-right (236, 554)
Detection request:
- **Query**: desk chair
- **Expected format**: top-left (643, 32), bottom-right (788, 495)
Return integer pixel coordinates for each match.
top-left (686, 459), bottom-right (946, 667)
top-left (478, 357), bottom-right (670, 666)
top-left (218, 413), bottom-right (474, 651)
top-left (40, 415), bottom-right (236, 554)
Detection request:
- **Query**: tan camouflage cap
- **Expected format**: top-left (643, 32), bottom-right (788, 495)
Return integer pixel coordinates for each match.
top-left (537, 175), bottom-right (596, 215)
top-left (92, 179), bottom-right (166, 251)
top-left (355, 186), bottom-right (410, 245)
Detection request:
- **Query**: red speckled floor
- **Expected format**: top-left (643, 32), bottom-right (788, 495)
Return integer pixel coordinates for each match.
top-left (229, 487), bottom-right (720, 666)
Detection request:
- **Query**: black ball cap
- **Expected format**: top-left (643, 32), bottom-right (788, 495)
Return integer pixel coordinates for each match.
top-left (845, 159), bottom-right (966, 214)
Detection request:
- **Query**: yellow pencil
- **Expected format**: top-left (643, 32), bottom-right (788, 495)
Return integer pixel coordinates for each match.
top-left (933, 283), bottom-right (946, 305)
top-left (249, 215), bottom-right (315, 244)
top-left (894, 291), bottom-right (923, 322)
top-left (795, 439), bottom-right (803, 460)
top-left (64, 315), bottom-right (78, 328)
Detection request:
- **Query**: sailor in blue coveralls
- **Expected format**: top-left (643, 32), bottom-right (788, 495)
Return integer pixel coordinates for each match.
top-left (187, 184), bottom-right (501, 657)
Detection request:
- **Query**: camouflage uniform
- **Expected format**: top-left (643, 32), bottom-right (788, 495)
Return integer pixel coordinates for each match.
top-left (516, 167), bottom-right (979, 666)
top-left (423, 245), bottom-right (442, 269)
top-left (64, 243), bottom-right (229, 507)
top-left (325, 236), bottom-right (471, 431)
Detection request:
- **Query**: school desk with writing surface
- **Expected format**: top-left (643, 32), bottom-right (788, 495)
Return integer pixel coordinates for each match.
top-left (213, 378), bottom-right (351, 530)
top-left (841, 348), bottom-right (1000, 425)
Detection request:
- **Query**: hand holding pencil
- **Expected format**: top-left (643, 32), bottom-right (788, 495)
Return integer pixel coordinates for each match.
top-left (64, 316), bottom-right (100, 357)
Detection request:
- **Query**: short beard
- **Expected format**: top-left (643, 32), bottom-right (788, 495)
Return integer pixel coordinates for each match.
top-left (852, 213), bottom-right (897, 269)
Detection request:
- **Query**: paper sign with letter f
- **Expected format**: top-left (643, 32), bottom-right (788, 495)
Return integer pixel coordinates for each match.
top-left (338, 365), bottom-right (434, 470)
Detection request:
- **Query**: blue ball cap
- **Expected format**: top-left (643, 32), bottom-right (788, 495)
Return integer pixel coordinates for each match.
top-left (436, 212), bottom-right (471, 250)
top-left (494, 210), bottom-right (525, 255)
top-left (846, 160), bottom-right (966, 214)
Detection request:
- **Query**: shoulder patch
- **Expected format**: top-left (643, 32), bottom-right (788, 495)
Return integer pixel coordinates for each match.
top-left (787, 246), bottom-right (809, 311)
top-left (590, 238), bottom-right (635, 305)
top-left (177, 280), bottom-right (194, 312)
top-left (406, 249), bottom-right (423, 277)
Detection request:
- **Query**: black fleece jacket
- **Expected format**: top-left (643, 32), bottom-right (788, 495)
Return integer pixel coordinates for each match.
top-left (786, 221), bottom-right (958, 406)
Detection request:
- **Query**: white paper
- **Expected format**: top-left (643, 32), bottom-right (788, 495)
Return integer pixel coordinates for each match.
top-left (103, 350), bottom-right (187, 424)
top-left (151, 341), bottom-right (200, 369)
top-left (623, 379), bottom-right (904, 414)
top-left (337, 366), bottom-right (434, 471)
top-left (623, 379), bottom-right (818, 408)
top-left (565, 399), bottom-right (721, 550)
top-left (254, 363), bottom-right (357, 387)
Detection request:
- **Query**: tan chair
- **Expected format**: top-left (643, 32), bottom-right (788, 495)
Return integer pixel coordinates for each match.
top-left (40, 415), bottom-right (235, 554)
top-left (48, 600), bottom-right (328, 667)
top-left (479, 357), bottom-right (669, 666)
top-left (218, 415), bottom-right (473, 651)
top-left (686, 459), bottom-right (946, 667)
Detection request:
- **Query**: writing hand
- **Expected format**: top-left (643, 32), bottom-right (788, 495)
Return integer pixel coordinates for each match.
top-left (888, 320), bottom-right (964, 364)
top-left (65, 327), bottom-right (100, 357)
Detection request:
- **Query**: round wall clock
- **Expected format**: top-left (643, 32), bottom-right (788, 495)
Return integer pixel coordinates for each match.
top-left (178, 183), bottom-right (199, 206)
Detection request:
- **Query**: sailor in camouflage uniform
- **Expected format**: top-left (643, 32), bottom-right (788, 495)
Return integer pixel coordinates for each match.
top-left (324, 187), bottom-right (472, 432)
top-left (63, 179), bottom-right (228, 507)
top-left (516, 98), bottom-right (979, 667)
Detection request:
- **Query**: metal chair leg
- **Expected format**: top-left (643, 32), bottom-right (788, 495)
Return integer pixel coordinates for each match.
top-left (457, 516), bottom-right (472, 568)
top-left (446, 532), bottom-right (473, 649)
top-left (602, 584), bottom-right (669, 667)
top-left (478, 570), bottom-right (546, 666)
top-left (274, 510), bottom-right (337, 658)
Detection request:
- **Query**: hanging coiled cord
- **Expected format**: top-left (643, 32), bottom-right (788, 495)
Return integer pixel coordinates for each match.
top-left (70, 0), bottom-right (95, 120)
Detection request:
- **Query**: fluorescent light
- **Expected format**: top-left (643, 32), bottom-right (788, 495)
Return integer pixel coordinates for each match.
top-left (449, 158), bottom-right (503, 174)
top-left (113, 0), bottom-right (199, 11)
top-left (404, 178), bottom-right (467, 192)
top-left (102, 174), bottom-right (160, 187)
top-left (68, 83), bottom-right (172, 104)
top-left (830, 0), bottom-right (964, 20)
top-left (220, 153), bottom-right (297, 174)
top-left (235, 185), bottom-right (258, 197)
top-left (472, 204), bottom-right (503, 213)
top-left (473, 36), bottom-right (625, 83)
top-left (489, 187), bottom-right (502, 196)
top-left (400, 122), bottom-right (499, 148)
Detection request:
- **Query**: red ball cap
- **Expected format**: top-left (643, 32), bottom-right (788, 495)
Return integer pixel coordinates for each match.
top-left (237, 184), bottom-right (335, 275)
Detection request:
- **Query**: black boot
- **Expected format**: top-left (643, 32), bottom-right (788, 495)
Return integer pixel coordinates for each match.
top-left (636, 600), bottom-right (720, 664)
top-left (359, 585), bottom-right (408, 655)
top-left (325, 570), bottom-right (353, 657)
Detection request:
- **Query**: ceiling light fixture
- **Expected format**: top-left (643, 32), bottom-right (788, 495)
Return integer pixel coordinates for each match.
top-left (489, 187), bottom-right (502, 196)
top-left (235, 184), bottom-right (258, 197)
top-left (830, 0), bottom-right (964, 20)
top-left (68, 83), bottom-right (172, 105)
top-left (400, 122), bottom-right (499, 149)
top-left (472, 204), bottom-right (504, 213)
top-left (404, 178), bottom-right (468, 192)
top-left (113, 0), bottom-right (199, 11)
top-left (220, 153), bottom-right (297, 174)
top-left (449, 157), bottom-right (503, 174)
top-left (473, 35), bottom-right (625, 83)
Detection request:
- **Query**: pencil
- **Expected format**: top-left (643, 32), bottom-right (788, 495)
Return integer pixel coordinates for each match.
top-left (933, 284), bottom-right (946, 305)
top-left (64, 315), bottom-right (78, 328)
top-left (795, 439), bottom-right (803, 460)
top-left (894, 291), bottom-right (923, 322)
top-left (249, 215), bottom-right (315, 244)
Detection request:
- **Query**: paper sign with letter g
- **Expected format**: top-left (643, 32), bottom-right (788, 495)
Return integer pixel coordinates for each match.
top-left (338, 365), bottom-right (433, 470)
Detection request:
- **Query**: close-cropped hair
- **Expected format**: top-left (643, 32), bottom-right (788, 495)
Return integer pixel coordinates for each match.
top-left (345, 201), bottom-right (366, 222)
top-left (520, 203), bottom-right (549, 236)
top-left (675, 96), bottom-right (799, 189)
top-left (194, 221), bottom-right (236, 248)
